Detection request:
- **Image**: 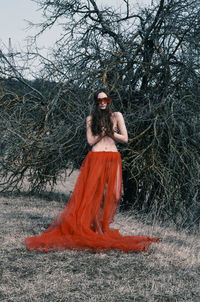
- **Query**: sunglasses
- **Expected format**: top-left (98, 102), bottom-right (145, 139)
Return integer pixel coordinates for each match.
top-left (95, 97), bottom-right (112, 104)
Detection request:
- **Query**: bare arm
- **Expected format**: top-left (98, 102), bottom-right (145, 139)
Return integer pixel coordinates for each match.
top-left (86, 116), bottom-right (105, 146)
top-left (109, 112), bottom-right (128, 143)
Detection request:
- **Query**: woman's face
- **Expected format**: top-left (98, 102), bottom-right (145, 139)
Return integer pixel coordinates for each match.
top-left (97, 92), bottom-right (108, 110)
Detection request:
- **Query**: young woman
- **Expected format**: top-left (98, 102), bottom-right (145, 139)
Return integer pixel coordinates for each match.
top-left (24, 91), bottom-right (159, 252)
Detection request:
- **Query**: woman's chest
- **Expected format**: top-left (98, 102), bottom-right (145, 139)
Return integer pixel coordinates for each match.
top-left (111, 115), bottom-right (118, 131)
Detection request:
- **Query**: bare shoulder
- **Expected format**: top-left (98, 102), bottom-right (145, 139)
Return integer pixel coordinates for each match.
top-left (112, 112), bottom-right (124, 120)
top-left (86, 115), bottom-right (92, 122)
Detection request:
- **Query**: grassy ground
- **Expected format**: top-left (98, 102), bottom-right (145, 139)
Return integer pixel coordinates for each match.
top-left (0, 173), bottom-right (200, 302)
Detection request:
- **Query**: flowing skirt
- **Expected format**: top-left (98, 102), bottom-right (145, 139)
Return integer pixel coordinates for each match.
top-left (24, 151), bottom-right (159, 253)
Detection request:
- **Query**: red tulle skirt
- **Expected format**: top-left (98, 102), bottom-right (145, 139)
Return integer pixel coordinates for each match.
top-left (25, 151), bottom-right (159, 253)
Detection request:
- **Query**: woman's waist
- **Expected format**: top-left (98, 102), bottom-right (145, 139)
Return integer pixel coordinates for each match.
top-left (91, 138), bottom-right (118, 152)
top-left (92, 146), bottom-right (118, 152)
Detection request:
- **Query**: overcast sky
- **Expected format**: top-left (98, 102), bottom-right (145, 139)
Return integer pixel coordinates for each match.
top-left (0, 0), bottom-right (151, 53)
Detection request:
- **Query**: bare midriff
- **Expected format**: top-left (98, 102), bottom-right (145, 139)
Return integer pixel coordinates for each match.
top-left (92, 115), bottom-right (118, 152)
top-left (91, 136), bottom-right (118, 152)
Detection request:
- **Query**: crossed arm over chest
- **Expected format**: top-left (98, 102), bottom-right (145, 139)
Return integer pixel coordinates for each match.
top-left (86, 112), bottom-right (128, 146)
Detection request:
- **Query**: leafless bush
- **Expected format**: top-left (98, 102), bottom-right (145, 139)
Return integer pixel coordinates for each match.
top-left (0, 0), bottom-right (200, 226)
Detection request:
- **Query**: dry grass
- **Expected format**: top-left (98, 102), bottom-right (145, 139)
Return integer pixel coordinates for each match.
top-left (0, 171), bottom-right (200, 302)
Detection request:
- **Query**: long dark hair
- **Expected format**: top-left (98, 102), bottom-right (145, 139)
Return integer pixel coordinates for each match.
top-left (91, 90), bottom-right (114, 136)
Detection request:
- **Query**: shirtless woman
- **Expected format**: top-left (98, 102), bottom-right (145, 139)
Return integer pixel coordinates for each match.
top-left (86, 91), bottom-right (128, 152)
top-left (24, 90), bottom-right (159, 253)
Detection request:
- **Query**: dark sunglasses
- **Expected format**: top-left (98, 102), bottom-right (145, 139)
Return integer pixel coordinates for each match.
top-left (95, 97), bottom-right (112, 104)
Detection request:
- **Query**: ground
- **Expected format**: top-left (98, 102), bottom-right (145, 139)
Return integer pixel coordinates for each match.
top-left (0, 171), bottom-right (200, 302)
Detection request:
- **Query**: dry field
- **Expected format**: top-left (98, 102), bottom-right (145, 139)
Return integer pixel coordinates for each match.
top-left (0, 171), bottom-right (200, 302)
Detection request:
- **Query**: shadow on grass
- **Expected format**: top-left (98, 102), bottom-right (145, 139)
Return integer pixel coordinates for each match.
top-left (0, 190), bottom-right (70, 203)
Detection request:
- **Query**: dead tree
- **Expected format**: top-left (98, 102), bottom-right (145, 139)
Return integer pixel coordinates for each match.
top-left (0, 0), bottom-right (200, 227)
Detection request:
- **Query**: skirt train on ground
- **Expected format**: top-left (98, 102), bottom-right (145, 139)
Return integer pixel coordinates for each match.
top-left (25, 151), bottom-right (159, 253)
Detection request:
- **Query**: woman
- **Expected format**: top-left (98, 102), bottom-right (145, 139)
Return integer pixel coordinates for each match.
top-left (24, 91), bottom-right (159, 252)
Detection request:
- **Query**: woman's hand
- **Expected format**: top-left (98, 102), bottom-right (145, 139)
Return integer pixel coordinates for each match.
top-left (101, 127), bottom-right (106, 137)
top-left (104, 128), bottom-right (114, 138)
top-left (105, 112), bottom-right (128, 143)
top-left (86, 116), bottom-right (106, 146)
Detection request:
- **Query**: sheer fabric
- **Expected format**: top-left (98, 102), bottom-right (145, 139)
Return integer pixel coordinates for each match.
top-left (25, 151), bottom-right (159, 253)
